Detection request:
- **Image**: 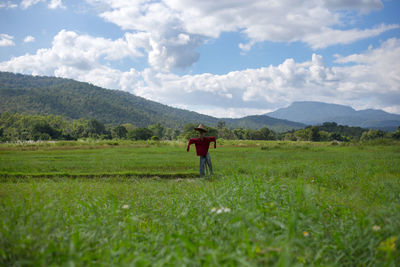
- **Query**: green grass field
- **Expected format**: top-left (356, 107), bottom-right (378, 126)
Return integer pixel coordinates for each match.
top-left (1, 140), bottom-right (399, 266)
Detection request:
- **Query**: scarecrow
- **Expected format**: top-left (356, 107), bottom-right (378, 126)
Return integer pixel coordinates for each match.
top-left (187, 124), bottom-right (216, 177)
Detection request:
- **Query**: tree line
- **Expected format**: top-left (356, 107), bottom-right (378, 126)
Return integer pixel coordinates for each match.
top-left (285, 122), bottom-right (400, 142)
top-left (1, 112), bottom-right (399, 142)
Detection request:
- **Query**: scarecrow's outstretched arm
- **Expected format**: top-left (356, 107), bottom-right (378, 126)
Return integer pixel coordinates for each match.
top-left (211, 136), bottom-right (216, 148)
top-left (187, 139), bottom-right (194, 152)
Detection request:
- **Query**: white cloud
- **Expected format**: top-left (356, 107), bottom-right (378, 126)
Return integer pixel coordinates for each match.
top-left (20, 0), bottom-right (65, 9)
top-left (0, 29), bottom-right (144, 83)
top-left (0, 34), bottom-right (15, 46)
top-left (303, 24), bottom-right (399, 49)
top-left (20, 0), bottom-right (44, 9)
top-left (23, 35), bottom-right (35, 43)
top-left (333, 38), bottom-right (400, 109)
top-left (85, 0), bottom-right (396, 70)
top-left (90, 0), bottom-right (202, 71)
top-left (0, 1), bottom-right (18, 9)
top-left (48, 0), bottom-right (65, 9)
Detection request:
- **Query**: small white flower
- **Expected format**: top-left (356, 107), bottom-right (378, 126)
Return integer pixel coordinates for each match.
top-left (122, 204), bottom-right (129, 209)
top-left (372, 225), bottom-right (381, 231)
top-left (211, 206), bottom-right (231, 214)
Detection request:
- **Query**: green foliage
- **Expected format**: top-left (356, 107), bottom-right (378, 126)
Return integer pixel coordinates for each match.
top-left (217, 120), bottom-right (226, 129)
top-left (2, 112), bottom-right (399, 143)
top-left (237, 127), bottom-right (276, 140)
top-left (309, 126), bottom-right (320, 141)
top-left (206, 126), bottom-right (218, 138)
top-left (112, 125), bottom-right (127, 139)
top-left (148, 122), bottom-right (164, 138)
top-left (290, 122), bottom-right (372, 142)
top-left (31, 120), bottom-right (61, 140)
top-left (284, 131), bottom-right (297, 141)
top-left (318, 122), bottom-right (366, 140)
top-left (232, 128), bottom-right (247, 140)
top-left (127, 128), bottom-right (153, 140)
top-left (294, 128), bottom-right (310, 141)
top-left (87, 119), bottom-right (106, 137)
top-left (181, 123), bottom-right (200, 140)
top-left (0, 112), bottom-right (73, 141)
top-left (164, 128), bottom-right (181, 140)
top-left (360, 129), bottom-right (388, 141)
top-left (318, 130), bottom-right (330, 141)
top-left (393, 126), bottom-right (400, 140)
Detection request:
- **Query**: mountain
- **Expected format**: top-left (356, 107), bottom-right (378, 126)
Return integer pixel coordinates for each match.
top-left (224, 115), bottom-right (304, 131)
top-left (267, 101), bottom-right (400, 131)
top-left (0, 72), bottom-right (304, 131)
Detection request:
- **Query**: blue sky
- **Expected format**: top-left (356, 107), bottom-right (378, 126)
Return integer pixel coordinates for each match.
top-left (1, 0), bottom-right (399, 118)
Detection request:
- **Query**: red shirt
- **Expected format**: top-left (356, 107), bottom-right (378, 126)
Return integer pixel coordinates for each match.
top-left (187, 136), bottom-right (216, 156)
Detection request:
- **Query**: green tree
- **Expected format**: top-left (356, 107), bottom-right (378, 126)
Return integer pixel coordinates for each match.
top-left (164, 128), bottom-right (180, 140)
top-left (121, 123), bottom-right (135, 131)
top-left (127, 128), bottom-right (153, 140)
top-left (32, 120), bottom-right (61, 140)
top-left (233, 128), bottom-right (246, 140)
top-left (181, 123), bottom-right (199, 140)
top-left (318, 130), bottom-right (330, 141)
top-left (319, 122), bottom-right (365, 140)
top-left (149, 122), bottom-right (165, 139)
top-left (294, 129), bottom-right (310, 141)
top-left (309, 126), bottom-right (321, 141)
top-left (87, 119), bottom-right (106, 137)
top-left (112, 125), bottom-right (127, 139)
top-left (205, 126), bottom-right (218, 138)
top-left (220, 127), bottom-right (235, 139)
top-left (360, 129), bottom-right (386, 141)
top-left (217, 121), bottom-right (226, 129)
top-left (259, 127), bottom-right (276, 140)
top-left (284, 131), bottom-right (297, 141)
top-left (393, 126), bottom-right (400, 139)
top-left (72, 119), bottom-right (88, 139)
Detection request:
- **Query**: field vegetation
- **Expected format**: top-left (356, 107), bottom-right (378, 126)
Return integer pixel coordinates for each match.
top-left (1, 140), bottom-right (399, 266)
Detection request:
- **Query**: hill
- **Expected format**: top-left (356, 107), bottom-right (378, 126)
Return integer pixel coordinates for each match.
top-left (0, 72), bottom-right (304, 131)
top-left (267, 101), bottom-right (400, 131)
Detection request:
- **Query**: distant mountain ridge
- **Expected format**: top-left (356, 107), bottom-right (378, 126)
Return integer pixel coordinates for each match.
top-left (0, 72), bottom-right (304, 132)
top-left (267, 101), bottom-right (400, 131)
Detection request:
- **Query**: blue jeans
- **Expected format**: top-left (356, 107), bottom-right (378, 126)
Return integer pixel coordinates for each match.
top-left (200, 153), bottom-right (213, 177)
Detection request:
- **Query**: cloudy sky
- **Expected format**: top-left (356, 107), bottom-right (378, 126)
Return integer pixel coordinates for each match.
top-left (1, 0), bottom-right (399, 117)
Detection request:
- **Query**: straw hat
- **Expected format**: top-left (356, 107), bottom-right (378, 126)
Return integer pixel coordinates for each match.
top-left (194, 124), bottom-right (208, 132)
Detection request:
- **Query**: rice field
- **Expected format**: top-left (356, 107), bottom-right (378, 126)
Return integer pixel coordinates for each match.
top-left (1, 140), bottom-right (399, 266)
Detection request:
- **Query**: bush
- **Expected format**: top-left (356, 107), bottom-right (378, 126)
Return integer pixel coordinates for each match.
top-left (151, 136), bottom-right (160, 141)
